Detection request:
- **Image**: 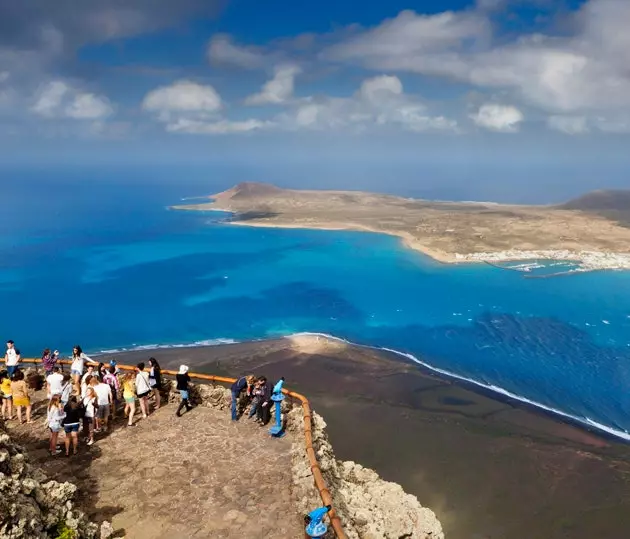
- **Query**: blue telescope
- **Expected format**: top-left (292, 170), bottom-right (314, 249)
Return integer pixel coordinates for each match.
top-left (269, 377), bottom-right (286, 437)
top-left (272, 376), bottom-right (285, 395)
top-left (304, 505), bottom-right (332, 538)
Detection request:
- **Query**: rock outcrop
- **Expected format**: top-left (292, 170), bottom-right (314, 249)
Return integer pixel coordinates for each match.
top-left (0, 430), bottom-right (100, 539)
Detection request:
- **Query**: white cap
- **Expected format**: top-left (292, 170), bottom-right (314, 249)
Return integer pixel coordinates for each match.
top-left (178, 365), bottom-right (189, 374)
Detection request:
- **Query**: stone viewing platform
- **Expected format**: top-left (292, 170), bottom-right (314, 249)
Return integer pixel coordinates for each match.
top-left (7, 390), bottom-right (302, 538)
top-left (1, 360), bottom-right (444, 539)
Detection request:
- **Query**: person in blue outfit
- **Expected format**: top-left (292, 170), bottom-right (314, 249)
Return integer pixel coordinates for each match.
top-left (230, 374), bottom-right (255, 421)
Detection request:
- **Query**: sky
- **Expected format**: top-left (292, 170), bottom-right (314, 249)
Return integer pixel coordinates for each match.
top-left (0, 0), bottom-right (629, 199)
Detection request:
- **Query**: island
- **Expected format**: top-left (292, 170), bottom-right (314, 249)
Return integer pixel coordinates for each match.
top-left (174, 183), bottom-right (630, 272)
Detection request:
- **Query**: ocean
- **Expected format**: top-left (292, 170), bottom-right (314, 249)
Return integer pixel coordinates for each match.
top-left (2, 167), bottom-right (630, 440)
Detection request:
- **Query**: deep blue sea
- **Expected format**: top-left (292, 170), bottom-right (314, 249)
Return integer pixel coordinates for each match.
top-left (2, 168), bottom-right (630, 440)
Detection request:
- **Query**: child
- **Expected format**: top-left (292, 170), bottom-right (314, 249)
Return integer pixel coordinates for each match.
top-left (176, 365), bottom-right (193, 417)
top-left (1, 371), bottom-right (13, 420)
top-left (122, 373), bottom-right (136, 427)
top-left (10, 370), bottom-right (32, 424)
top-left (46, 395), bottom-right (65, 456)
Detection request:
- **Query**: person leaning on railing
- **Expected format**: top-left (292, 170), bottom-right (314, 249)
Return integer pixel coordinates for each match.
top-left (230, 374), bottom-right (256, 421)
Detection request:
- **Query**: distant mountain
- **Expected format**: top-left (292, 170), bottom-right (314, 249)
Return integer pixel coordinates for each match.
top-left (561, 190), bottom-right (630, 211)
top-left (560, 190), bottom-right (630, 226)
top-left (213, 182), bottom-right (283, 201)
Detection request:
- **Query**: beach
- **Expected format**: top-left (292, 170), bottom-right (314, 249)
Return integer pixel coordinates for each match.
top-left (100, 336), bottom-right (630, 539)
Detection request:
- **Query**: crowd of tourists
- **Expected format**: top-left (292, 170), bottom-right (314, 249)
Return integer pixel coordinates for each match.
top-left (2, 340), bottom-right (277, 457)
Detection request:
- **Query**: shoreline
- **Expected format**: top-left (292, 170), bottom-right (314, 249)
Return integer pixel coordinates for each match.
top-left (91, 332), bottom-right (630, 444)
top-left (172, 203), bottom-right (630, 272)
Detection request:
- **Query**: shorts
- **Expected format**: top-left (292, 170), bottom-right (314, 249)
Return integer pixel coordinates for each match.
top-left (97, 405), bottom-right (110, 419)
top-left (63, 423), bottom-right (80, 433)
top-left (2, 394), bottom-right (11, 400)
top-left (6, 366), bottom-right (17, 377)
top-left (49, 425), bottom-right (62, 433)
top-left (179, 390), bottom-right (189, 400)
top-left (137, 390), bottom-right (150, 399)
top-left (124, 396), bottom-right (135, 404)
top-left (71, 369), bottom-right (82, 376)
top-left (13, 397), bottom-right (30, 407)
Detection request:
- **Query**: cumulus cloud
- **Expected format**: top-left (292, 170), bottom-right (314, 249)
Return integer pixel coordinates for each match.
top-left (471, 104), bottom-right (524, 132)
top-left (547, 115), bottom-right (589, 135)
top-left (321, 0), bottom-right (630, 121)
top-left (208, 34), bottom-right (268, 69)
top-left (142, 80), bottom-right (268, 135)
top-left (245, 65), bottom-right (301, 105)
top-left (142, 80), bottom-right (222, 114)
top-left (31, 80), bottom-right (113, 120)
top-left (281, 74), bottom-right (457, 133)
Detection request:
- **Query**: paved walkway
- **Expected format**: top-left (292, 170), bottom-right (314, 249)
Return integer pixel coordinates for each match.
top-left (8, 391), bottom-right (303, 538)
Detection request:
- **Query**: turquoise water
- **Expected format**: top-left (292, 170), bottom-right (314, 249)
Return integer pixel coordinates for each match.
top-left (2, 173), bottom-right (630, 439)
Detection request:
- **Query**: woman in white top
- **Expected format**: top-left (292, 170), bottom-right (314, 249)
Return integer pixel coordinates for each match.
top-left (82, 387), bottom-right (97, 446)
top-left (134, 362), bottom-right (152, 419)
top-left (70, 345), bottom-right (93, 391)
top-left (45, 395), bottom-right (65, 456)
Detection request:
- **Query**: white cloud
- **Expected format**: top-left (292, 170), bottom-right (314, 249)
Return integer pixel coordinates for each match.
top-left (207, 34), bottom-right (267, 69)
top-left (471, 104), bottom-right (524, 132)
top-left (359, 75), bottom-right (403, 102)
top-left (322, 1), bottom-right (630, 118)
top-left (282, 75), bottom-right (457, 133)
top-left (0, 71), bottom-right (9, 82)
top-left (166, 118), bottom-right (267, 134)
top-left (245, 64), bottom-right (301, 105)
top-left (547, 115), bottom-right (589, 135)
top-left (31, 80), bottom-right (112, 120)
top-left (142, 80), bottom-right (222, 113)
top-left (31, 81), bottom-right (69, 117)
top-left (65, 93), bottom-right (113, 119)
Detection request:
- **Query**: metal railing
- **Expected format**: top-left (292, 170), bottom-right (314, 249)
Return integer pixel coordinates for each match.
top-left (2, 357), bottom-right (346, 538)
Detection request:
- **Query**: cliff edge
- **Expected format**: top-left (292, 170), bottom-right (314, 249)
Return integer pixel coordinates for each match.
top-left (1, 373), bottom-right (444, 539)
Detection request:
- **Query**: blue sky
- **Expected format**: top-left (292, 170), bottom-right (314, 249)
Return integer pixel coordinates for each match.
top-left (0, 0), bottom-right (628, 197)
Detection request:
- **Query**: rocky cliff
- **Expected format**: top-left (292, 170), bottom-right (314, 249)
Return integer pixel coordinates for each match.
top-left (1, 376), bottom-right (444, 539)
top-left (0, 428), bottom-right (105, 539)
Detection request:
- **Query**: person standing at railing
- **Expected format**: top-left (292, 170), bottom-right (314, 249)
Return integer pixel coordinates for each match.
top-left (70, 345), bottom-right (94, 393)
top-left (148, 357), bottom-right (163, 410)
top-left (175, 365), bottom-right (193, 417)
top-left (255, 376), bottom-right (272, 426)
top-left (122, 373), bottom-right (137, 427)
top-left (5, 340), bottom-right (21, 377)
top-left (230, 374), bottom-right (256, 421)
top-left (134, 362), bottom-right (152, 419)
top-left (41, 349), bottom-right (58, 376)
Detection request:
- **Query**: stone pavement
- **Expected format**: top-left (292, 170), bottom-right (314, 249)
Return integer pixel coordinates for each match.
top-left (7, 391), bottom-right (304, 538)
